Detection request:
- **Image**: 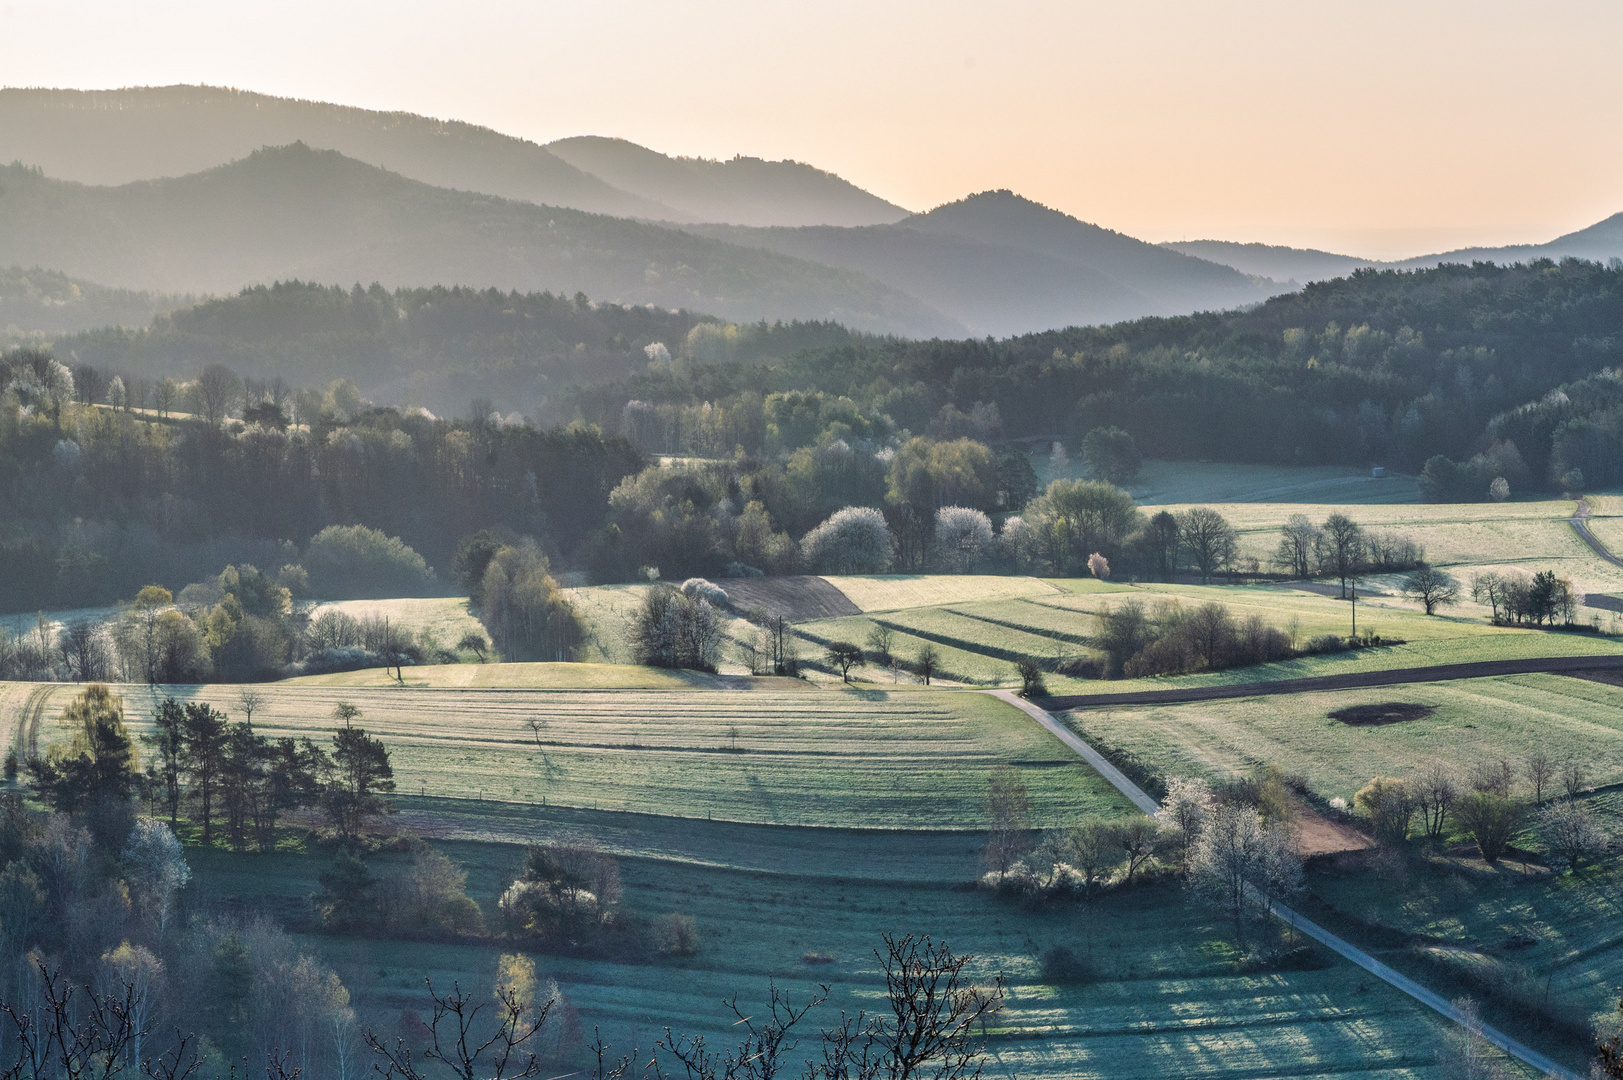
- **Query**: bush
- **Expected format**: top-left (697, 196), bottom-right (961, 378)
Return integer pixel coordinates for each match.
top-left (304, 525), bottom-right (437, 599)
top-left (680, 578), bottom-right (729, 605)
top-left (653, 912), bottom-right (700, 956)
top-left (1038, 945), bottom-right (1091, 985)
top-left (799, 507), bottom-right (895, 574)
top-left (1456, 792), bottom-right (1523, 863)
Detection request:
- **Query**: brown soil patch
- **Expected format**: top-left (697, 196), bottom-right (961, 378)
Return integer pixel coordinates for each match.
top-left (1295, 806), bottom-right (1373, 857)
top-left (1328, 702), bottom-right (1436, 726)
top-left (722, 576), bottom-right (860, 622)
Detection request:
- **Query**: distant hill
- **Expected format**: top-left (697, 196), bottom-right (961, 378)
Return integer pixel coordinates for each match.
top-left (1174, 215), bottom-right (1623, 285)
top-left (1394, 212), bottom-right (1623, 270)
top-left (547, 136), bottom-right (909, 226)
top-left (690, 191), bottom-right (1278, 336)
top-left (0, 85), bottom-right (909, 228)
top-left (0, 266), bottom-right (194, 335)
top-left (1160, 240), bottom-right (1376, 285)
top-left (0, 145), bottom-right (959, 336)
top-left (0, 85), bottom-right (677, 219)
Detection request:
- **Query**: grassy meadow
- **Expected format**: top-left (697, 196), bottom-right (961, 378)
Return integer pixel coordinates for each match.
top-left (46, 685), bottom-right (1135, 828)
top-left (186, 823), bottom-right (1464, 1080)
top-left (1059, 673), bottom-right (1623, 803)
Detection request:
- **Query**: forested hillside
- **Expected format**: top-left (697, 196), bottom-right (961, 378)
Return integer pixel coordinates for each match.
top-left (0, 265), bottom-right (194, 334)
top-left (569, 260), bottom-right (1623, 481)
top-left (60, 281), bottom-right (867, 413)
top-left (0, 146), bottom-right (956, 335)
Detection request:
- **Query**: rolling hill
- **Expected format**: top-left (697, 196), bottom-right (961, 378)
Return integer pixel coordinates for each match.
top-left (0, 144), bottom-right (959, 336)
top-left (691, 191), bottom-right (1280, 336)
top-left (1160, 240), bottom-right (1377, 284)
top-left (0, 85), bottom-right (675, 220)
top-left (0, 86), bottom-right (909, 228)
top-left (546, 135), bottom-right (909, 226)
top-left (0, 265), bottom-right (194, 335)
top-left (1172, 214), bottom-right (1623, 285)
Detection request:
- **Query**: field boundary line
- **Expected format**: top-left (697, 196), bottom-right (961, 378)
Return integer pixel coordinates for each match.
top-left (1041, 653), bottom-right (1623, 708)
top-left (985, 686), bottom-right (1584, 1080)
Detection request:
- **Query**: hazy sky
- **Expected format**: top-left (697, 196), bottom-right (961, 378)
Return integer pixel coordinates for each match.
top-left (5, 0), bottom-right (1621, 258)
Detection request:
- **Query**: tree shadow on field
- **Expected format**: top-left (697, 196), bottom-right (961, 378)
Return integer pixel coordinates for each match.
top-left (742, 768), bottom-right (785, 824)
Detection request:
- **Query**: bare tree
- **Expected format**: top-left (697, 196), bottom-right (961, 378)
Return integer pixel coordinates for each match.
top-left (914, 643), bottom-right (940, 686)
top-left (1273, 515), bottom-right (1320, 579)
top-left (1414, 762), bottom-right (1458, 845)
top-left (191, 364), bottom-right (243, 426)
top-left (366, 979), bottom-right (553, 1080)
top-left (1317, 514), bottom-right (1366, 598)
top-left (235, 688), bottom-right (266, 731)
top-left (1402, 565), bottom-right (1460, 615)
top-left (1176, 508), bottom-right (1237, 584)
top-left (1561, 759), bottom-right (1587, 799)
top-left (1524, 752), bottom-right (1553, 805)
top-left (983, 765), bottom-right (1031, 875)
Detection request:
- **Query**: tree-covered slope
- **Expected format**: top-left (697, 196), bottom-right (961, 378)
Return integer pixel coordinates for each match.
top-left (0, 266), bottom-right (195, 335)
top-left (0, 145), bottom-right (959, 337)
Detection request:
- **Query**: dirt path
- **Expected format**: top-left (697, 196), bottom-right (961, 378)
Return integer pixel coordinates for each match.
top-left (1571, 499), bottom-right (1623, 568)
top-left (1041, 652), bottom-right (1623, 709)
top-left (985, 687), bottom-right (1581, 1080)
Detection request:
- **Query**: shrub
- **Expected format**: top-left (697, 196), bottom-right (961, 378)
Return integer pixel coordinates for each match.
top-left (1354, 777), bottom-right (1415, 845)
top-left (1038, 945), bottom-right (1091, 985)
top-left (653, 912), bottom-right (700, 956)
top-left (1538, 799), bottom-right (1608, 871)
top-left (304, 525), bottom-right (437, 599)
top-left (680, 578), bottom-right (729, 605)
top-left (1456, 792), bottom-right (1523, 863)
top-left (800, 507), bottom-right (895, 574)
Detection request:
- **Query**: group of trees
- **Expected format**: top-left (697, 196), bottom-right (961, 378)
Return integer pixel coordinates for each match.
top-left (592, 434), bottom-right (1033, 582)
top-left (1350, 752), bottom-right (1605, 869)
top-left (1470, 569), bottom-right (1580, 626)
top-left (26, 685), bottom-right (397, 849)
top-left (0, 345), bottom-right (644, 612)
top-left (1095, 600), bottom-right (1297, 679)
top-left (628, 582), bottom-right (725, 671)
top-left (981, 767), bottom-right (1303, 952)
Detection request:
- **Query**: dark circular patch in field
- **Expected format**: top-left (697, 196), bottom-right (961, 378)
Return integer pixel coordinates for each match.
top-left (1328, 702), bottom-right (1437, 726)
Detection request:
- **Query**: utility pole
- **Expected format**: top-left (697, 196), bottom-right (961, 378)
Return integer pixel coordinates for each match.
top-left (1350, 579), bottom-right (1357, 641)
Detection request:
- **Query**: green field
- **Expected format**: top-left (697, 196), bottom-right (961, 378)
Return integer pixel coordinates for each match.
top-left (1305, 804), bottom-right (1623, 1035)
top-left (1060, 673), bottom-right (1623, 803)
top-left (823, 575), bottom-right (1065, 612)
top-left (188, 816), bottom-right (1463, 1080)
top-left (285, 661), bottom-right (705, 689)
top-left (1032, 457), bottom-right (1425, 505)
top-left (85, 685), bottom-right (1132, 828)
top-left (308, 596), bottom-right (486, 647)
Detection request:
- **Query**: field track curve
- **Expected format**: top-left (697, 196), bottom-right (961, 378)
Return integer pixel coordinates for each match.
top-left (1571, 500), bottom-right (1623, 569)
top-left (986, 687), bottom-right (1584, 1080)
top-left (1041, 652), bottom-right (1623, 709)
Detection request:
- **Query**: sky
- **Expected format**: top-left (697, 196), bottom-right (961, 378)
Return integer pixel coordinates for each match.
top-left (4, 0), bottom-right (1621, 259)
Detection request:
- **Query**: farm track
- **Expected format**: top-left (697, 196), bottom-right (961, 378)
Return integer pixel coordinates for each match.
top-left (13, 685), bottom-right (53, 760)
top-left (1041, 653), bottom-right (1623, 709)
top-left (987, 687), bottom-right (1583, 1080)
top-left (1571, 501), bottom-right (1623, 569)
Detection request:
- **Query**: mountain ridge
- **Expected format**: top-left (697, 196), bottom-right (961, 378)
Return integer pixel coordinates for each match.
top-left (0, 143), bottom-right (961, 336)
